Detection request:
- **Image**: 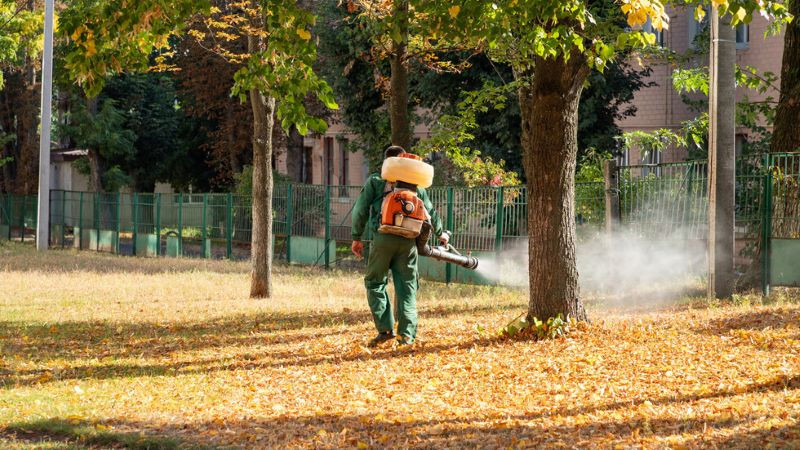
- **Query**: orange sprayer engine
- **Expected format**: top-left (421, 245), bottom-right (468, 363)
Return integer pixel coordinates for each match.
top-left (378, 153), bottom-right (432, 239)
top-left (379, 188), bottom-right (428, 238)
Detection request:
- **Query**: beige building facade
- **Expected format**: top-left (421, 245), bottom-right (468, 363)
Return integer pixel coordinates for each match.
top-left (276, 116), bottom-right (433, 187)
top-left (617, 6), bottom-right (785, 165)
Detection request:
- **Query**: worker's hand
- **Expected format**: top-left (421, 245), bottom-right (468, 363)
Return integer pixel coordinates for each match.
top-left (351, 240), bottom-right (364, 259)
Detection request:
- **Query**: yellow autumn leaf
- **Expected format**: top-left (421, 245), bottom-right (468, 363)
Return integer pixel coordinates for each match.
top-left (85, 39), bottom-right (96, 56)
top-left (711, 0), bottom-right (727, 8)
top-left (70, 25), bottom-right (83, 42)
top-left (626, 9), bottom-right (648, 27)
top-left (695, 4), bottom-right (706, 21)
top-left (296, 28), bottom-right (311, 40)
top-left (448, 5), bottom-right (460, 18)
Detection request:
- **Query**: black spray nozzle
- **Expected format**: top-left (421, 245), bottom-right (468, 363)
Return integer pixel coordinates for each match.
top-left (415, 223), bottom-right (479, 270)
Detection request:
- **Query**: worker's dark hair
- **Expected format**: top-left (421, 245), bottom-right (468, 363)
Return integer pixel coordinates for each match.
top-left (384, 145), bottom-right (405, 159)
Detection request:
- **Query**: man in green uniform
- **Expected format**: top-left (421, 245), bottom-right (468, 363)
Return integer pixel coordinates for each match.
top-left (351, 146), bottom-right (446, 347)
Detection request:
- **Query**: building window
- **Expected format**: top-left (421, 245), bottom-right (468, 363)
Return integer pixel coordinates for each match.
top-left (735, 134), bottom-right (747, 157)
top-left (616, 148), bottom-right (630, 167)
top-left (642, 149), bottom-right (662, 176)
top-left (688, 9), bottom-right (709, 49)
top-left (301, 146), bottom-right (313, 184)
top-left (690, 8), bottom-right (748, 50)
top-left (324, 137), bottom-right (334, 185)
top-left (339, 138), bottom-right (349, 186)
top-left (735, 23), bottom-right (749, 49)
top-left (642, 18), bottom-right (665, 47)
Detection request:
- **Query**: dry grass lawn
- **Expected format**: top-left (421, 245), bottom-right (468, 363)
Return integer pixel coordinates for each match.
top-left (0, 241), bottom-right (799, 449)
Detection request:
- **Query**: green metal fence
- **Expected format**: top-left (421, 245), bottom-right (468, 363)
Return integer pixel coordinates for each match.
top-left (4, 154), bottom-right (800, 290)
top-left (0, 183), bottom-right (603, 265)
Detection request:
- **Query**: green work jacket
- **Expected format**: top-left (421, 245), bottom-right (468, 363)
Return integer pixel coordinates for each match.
top-left (351, 173), bottom-right (444, 241)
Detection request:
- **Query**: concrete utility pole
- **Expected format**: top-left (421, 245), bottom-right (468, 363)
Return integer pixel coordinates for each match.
top-left (707, 7), bottom-right (736, 299)
top-left (36, 0), bottom-right (55, 251)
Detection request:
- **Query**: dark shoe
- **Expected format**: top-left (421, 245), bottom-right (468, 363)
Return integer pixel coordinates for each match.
top-left (396, 336), bottom-right (414, 347)
top-left (368, 332), bottom-right (395, 348)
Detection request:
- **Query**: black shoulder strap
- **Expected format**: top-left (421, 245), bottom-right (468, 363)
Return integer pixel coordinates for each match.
top-left (381, 181), bottom-right (395, 198)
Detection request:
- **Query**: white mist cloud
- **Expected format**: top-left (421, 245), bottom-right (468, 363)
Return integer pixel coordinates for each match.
top-left (476, 229), bottom-right (707, 305)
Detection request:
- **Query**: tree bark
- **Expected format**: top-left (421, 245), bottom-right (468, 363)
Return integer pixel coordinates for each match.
top-left (771, 0), bottom-right (800, 154)
top-left (707, 11), bottom-right (736, 299)
top-left (248, 30), bottom-right (275, 298)
top-left (286, 125), bottom-right (304, 182)
top-left (85, 97), bottom-right (103, 193)
top-left (388, 0), bottom-right (410, 150)
top-left (16, 65), bottom-right (39, 194)
top-left (518, 53), bottom-right (590, 322)
top-left (87, 149), bottom-right (104, 193)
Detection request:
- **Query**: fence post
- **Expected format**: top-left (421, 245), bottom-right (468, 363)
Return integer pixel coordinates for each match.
top-left (78, 191), bottom-right (84, 249)
top-left (446, 186), bottom-right (455, 283)
top-left (178, 192), bottom-right (183, 256)
top-left (226, 192), bottom-right (233, 259)
top-left (494, 186), bottom-right (504, 253)
top-left (132, 193), bottom-right (138, 256)
top-left (155, 193), bottom-right (162, 256)
top-left (202, 193), bottom-right (208, 258)
top-left (286, 184), bottom-right (293, 264)
top-left (115, 192), bottom-right (121, 253)
top-left (324, 185), bottom-right (331, 268)
top-left (604, 160), bottom-right (620, 234)
top-left (61, 191), bottom-right (66, 248)
top-left (761, 154), bottom-right (773, 297)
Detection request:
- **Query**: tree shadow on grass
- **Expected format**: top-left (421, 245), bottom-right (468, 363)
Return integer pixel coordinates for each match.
top-left (0, 410), bottom-right (769, 449)
top-left (695, 307), bottom-right (800, 336)
top-left (4, 373), bottom-right (798, 448)
top-left (683, 422), bottom-right (800, 448)
top-left (1, 418), bottom-right (197, 450)
top-left (0, 302), bottom-right (518, 388)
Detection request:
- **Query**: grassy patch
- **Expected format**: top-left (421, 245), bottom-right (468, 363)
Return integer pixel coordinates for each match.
top-left (1, 241), bottom-right (800, 448)
top-left (1, 418), bottom-right (189, 449)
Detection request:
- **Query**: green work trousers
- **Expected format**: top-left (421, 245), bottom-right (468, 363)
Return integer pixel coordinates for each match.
top-left (365, 232), bottom-right (419, 342)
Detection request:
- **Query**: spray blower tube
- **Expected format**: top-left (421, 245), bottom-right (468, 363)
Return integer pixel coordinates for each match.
top-left (415, 222), bottom-right (479, 270)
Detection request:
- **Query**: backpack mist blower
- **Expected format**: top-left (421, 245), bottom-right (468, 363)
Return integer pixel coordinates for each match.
top-left (379, 154), bottom-right (479, 271)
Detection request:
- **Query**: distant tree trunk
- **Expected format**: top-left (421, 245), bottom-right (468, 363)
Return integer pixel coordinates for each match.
top-left (286, 125), bottom-right (303, 182)
top-left (388, 0), bottom-right (410, 150)
top-left (85, 97), bottom-right (103, 193)
top-left (226, 103), bottom-right (242, 177)
top-left (16, 65), bottom-right (39, 194)
top-left (771, 0), bottom-right (800, 154)
top-left (14, 0), bottom-right (39, 195)
top-left (87, 149), bottom-right (104, 192)
top-left (518, 52), bottom-right (590, 322)
top-left (1, 85), bottom-right (16, 192)
top-left (248, 31), bottom-right (275, 299)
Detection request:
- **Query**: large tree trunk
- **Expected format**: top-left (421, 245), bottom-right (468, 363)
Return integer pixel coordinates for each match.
top-left (388, 0), bottom-right (410, 149)
top-left (771, 0), bottom-right (800, 154)
top-left (249, 91), bottom-right (275, 298)
top-left (518, 53), bottom-right (590, 322)
top-left (248, 28), bottom-right (276, 298)
top-left (707, 12), bottom-right (736, 299)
